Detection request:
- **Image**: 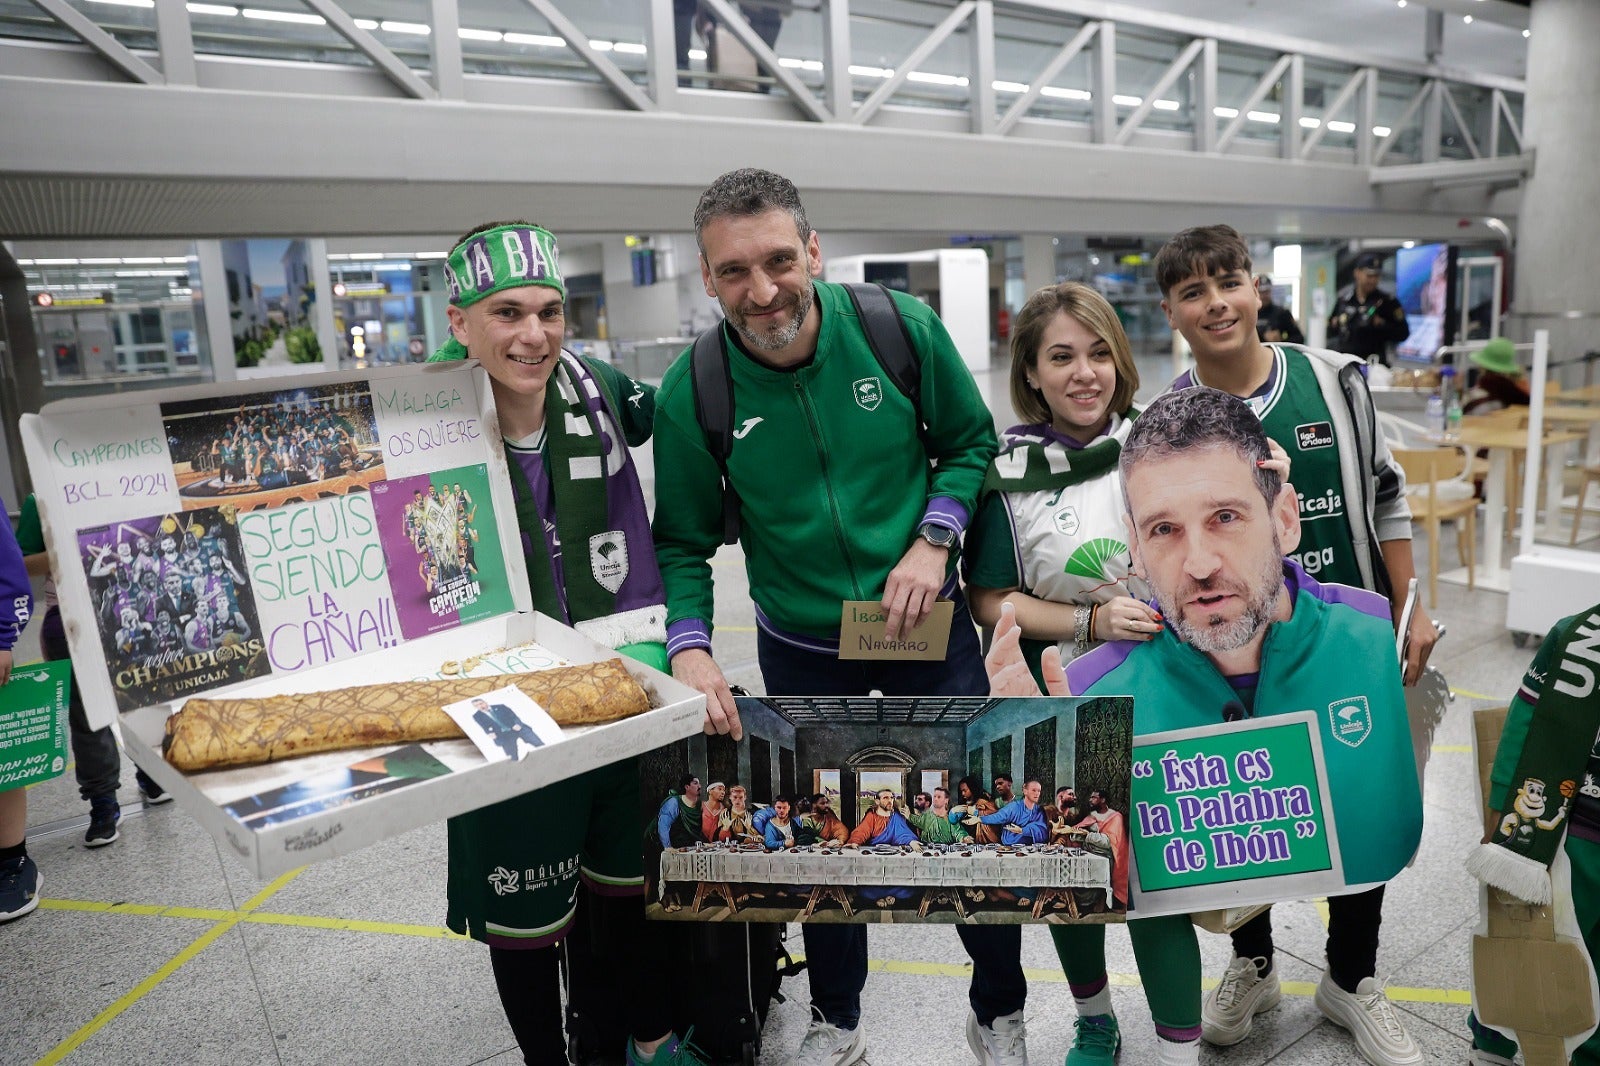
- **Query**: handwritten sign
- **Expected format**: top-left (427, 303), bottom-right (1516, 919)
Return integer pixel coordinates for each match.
top-left (239, 494), bottom-right (401, 672)
top-left (370, 377), bottom-right (485, 477)
top-left (37, 408), bottom-right (179, 527)
top-left (1129, 714), bottom-right (1344, 917)
top-left (0, 661), bottom-right (72, 792)
top-left (837, 599), bottom-right (954, 661)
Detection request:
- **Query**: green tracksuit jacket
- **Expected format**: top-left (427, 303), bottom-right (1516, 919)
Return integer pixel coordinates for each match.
top-left (652, 280), bottom-right (998, 646)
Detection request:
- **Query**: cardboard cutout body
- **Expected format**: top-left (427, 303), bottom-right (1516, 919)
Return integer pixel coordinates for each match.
top-left (1470, 706), bottom-right (1600, 1064)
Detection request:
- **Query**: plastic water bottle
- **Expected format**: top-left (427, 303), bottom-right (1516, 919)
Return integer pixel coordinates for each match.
top-left (1440, 365), bottom-right (1462, 438)
top-left (1426, 391), bottom-right (1446, 438)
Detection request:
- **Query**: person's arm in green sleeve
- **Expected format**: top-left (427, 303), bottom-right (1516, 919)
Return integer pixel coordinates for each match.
top-left (879, 294), bottom-right (999, 640)
top-left (651, 374), bottom-right (742, 740)
top-left (585, 356), bottom-right (657, 446)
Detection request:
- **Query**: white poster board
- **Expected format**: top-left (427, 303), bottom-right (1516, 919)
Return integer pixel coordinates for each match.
top-left (20, 362), bottom-right (528, 730)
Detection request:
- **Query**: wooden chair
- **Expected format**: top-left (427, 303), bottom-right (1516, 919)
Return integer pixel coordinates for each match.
top-left (1570, 462), bottom-right (1600, 545)
top-left (1393, 446), bottom-right (1478, 606)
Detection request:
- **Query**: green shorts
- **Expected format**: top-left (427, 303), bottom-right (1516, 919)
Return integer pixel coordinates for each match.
top-left (446, 755), bottom-right (643, 949)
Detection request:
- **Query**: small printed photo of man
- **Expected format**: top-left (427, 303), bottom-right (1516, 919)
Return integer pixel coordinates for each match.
top-left (442, 685), bottom-right (562, 763)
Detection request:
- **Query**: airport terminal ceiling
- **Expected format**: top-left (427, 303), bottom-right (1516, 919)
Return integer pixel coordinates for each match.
top-left (0, 0), bottom-right (1532, 241)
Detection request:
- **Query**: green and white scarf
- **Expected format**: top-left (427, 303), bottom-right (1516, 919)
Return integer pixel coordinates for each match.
top-left (1467, 610), bottom-right (1600, 904)
top-left (980, 413), bottom-right (1135, 498)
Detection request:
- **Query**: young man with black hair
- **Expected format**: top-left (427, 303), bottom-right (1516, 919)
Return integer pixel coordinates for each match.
top-left (1156, 229), bottom-right (1432, 1066)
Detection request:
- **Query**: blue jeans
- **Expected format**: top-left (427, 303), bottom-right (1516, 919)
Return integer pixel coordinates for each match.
top-left (756, 592), bottom-right (1011, 1029)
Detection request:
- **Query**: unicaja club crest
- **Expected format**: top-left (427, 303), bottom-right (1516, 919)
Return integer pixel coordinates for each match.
top-left (853, 377), bottom-right (883, 412)
top-left (1328, 696), bottom-right (1372, 748)
top-left (588, 531), bottom-right (629, 594)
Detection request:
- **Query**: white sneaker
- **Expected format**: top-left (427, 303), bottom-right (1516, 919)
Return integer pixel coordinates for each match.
top-left (786, 1008), bottom-right (866, 1066)
top-left (1201, 956), bottom-right (1281, 1045)
top-left (965, 1008), bottom-right (1028, 1065)
top-left (1313, 973), bottom-right (1424, 1066)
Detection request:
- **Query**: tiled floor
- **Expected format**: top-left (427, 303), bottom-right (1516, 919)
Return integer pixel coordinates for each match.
top-left (4, 356), bottom-right (1593, 1065)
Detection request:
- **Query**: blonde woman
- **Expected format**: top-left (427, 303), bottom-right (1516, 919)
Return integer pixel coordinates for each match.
top-left (966, 283), bottom-right (1159, 686)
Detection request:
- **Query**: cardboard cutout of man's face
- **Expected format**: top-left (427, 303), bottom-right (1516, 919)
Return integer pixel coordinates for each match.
top-left (1125, 445), bottom-right (1301, 655)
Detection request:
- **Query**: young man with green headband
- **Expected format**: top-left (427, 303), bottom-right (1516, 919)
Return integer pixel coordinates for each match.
top-left (430, 220), bottom-right (704, 1065)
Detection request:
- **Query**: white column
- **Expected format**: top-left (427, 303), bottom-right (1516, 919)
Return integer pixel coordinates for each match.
top-left (1020, 234), bottom-right (1056, 302)
top-left (1513, 0), bottom-right (1600, 364)
top-left (193, 239), bottom-right (237, 383)
top-left (308, 238), bottom-right (337, 372)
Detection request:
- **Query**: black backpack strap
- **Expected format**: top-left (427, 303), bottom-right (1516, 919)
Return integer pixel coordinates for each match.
top-left (842, 282), bottom-right (924, 433)
top-left (690, 323), bottom-right (743, 545)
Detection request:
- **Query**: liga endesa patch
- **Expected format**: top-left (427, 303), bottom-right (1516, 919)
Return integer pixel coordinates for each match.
top-left (1294, 421), bottom-right (1335, 451)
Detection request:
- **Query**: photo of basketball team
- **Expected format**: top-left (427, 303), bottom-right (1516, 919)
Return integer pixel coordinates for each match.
top-left (75, 506), bottom-right (268, 711)
top-left (161, 383), bottom-right (385, 512)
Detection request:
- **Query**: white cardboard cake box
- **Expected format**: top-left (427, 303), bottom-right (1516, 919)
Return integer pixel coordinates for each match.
top-left (121, 610), bottom-right (704, 879)
top-left (20, 362), bottom-right (705, 879)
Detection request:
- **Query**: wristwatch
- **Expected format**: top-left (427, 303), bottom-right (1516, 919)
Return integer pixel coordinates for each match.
top-left (917, 522), bottom-right (957, 550)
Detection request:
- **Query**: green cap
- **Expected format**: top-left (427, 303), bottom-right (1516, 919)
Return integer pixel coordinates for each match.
top-left (1471, 338), bottom-right (1521, 377)
top-left (443, 224), bottom-right (564, 308)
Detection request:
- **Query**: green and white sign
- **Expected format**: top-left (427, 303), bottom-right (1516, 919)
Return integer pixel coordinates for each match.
top-left (1130, 712), bottom-right (1344, 917)
top-left (0, 660), bottom-right (72, 793)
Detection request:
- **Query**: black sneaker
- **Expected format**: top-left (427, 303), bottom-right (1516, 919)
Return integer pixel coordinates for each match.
top-left (136, 769), bottom-right (173, 805)
top-left (85, 796), bottom-right (121, 848)
top-left (0, 854), bottom-right (41, 921)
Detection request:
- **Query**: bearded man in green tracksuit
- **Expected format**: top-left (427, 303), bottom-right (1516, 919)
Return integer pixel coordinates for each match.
top-left (986, 387), bottom-right (1423, 1066)
top-left (652, 169), bottom-right (1006, 1066)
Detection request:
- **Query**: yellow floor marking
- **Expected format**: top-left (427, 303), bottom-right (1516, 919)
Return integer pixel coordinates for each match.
top-left (242, 911), bottom-right (470, 939)
top-left (36, 897), bottom-right (469, 940)
top-left (34, 895), bottom-right (1475, 1059)
top-left (1433, 744), bottom-right (1472, 754)
top-left (34, 868), bottom-right (303, 1066)
top-left (1314, 897), bottom-right (1331, 928)
top-left (719, 626), bottom-right (756, 633)
top-left (1452, 687), bottom-right (1497, 701)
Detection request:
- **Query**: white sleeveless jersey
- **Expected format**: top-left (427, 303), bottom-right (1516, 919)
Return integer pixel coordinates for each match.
top-left (995, 416), bottom-right (1150, 660)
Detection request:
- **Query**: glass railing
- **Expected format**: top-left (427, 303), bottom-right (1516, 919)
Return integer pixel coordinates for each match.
top-left (0, 0), bottom-right (1527, 166)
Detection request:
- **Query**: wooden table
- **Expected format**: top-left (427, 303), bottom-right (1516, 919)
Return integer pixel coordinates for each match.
top-left (1437, 420), bottom-right (1585, 591)
top-left (1539, 405), bottom-right (1600, 466)
top-left (1557, 383), bottom-right (1600, 404)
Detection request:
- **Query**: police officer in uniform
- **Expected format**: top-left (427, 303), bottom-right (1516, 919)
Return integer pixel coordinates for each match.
top-left (1255, 274), bottom-right (1305, 345)
top-left (1328, 252), bottom-right (1409, 364)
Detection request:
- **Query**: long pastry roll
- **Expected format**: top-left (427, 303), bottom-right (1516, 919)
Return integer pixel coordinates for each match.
top-left (164, 658), bottom-right (649, 772)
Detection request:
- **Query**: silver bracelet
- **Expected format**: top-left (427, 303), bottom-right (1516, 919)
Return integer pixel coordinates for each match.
top-left (1074, 604), bottom-right (1092, 650)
